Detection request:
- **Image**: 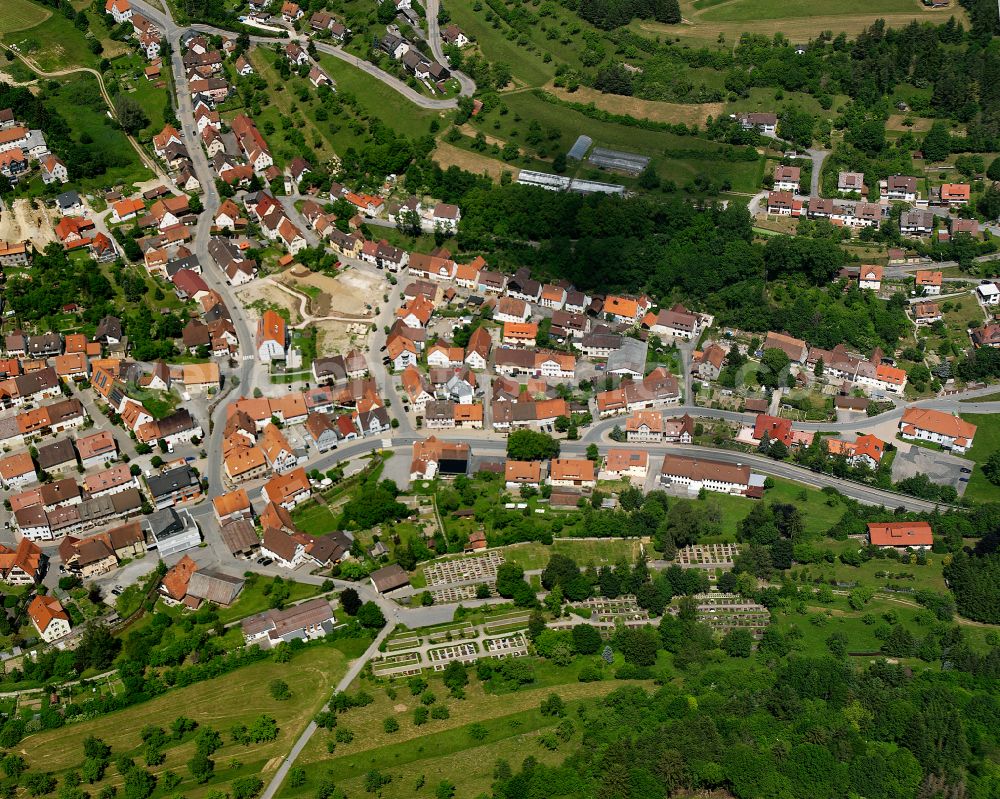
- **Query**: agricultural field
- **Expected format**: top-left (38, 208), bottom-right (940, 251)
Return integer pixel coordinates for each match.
top-left (18, 645), bottom-right (351, 799)
top-left (957, 413), bottom-right (1000, 504)
top-left (637, 0), bottom-right (967, 47)
top-left (0, 0), bottom-right (50, 34)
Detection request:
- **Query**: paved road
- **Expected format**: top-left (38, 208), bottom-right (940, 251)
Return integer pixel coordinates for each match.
top-left (259, 622), bottom-right (396, 799)
top-left (422, 0), bottom-right (476, 97)
top-left (132, 0), bottom-right (261, 500)
top-left (807, 148), bottom-right (828, 197)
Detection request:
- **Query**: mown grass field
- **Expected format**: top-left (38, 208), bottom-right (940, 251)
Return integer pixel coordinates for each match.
top-left (698, 0), bottom-right (926, 22)
top-left (279, 666), bottom-right (652, 799)
top-left (0, 0), bottom-right (50, 34)
top-left (639, 0), bottom-right (967, 47)
top-left (20, 646), bottom-right (351, 799)
top-left (958, 413), bottom-right (1000, 504)
top-left (3, 0), bottom-right (128, 70)
top-left (216, 577), bottom-right (325, 624)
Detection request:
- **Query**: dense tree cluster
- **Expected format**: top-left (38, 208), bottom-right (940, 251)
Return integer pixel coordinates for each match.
top-left (493, 649), bottom-right (1000, 799)
top-left (339, 479), bottom-right (410, 529)
top-left (570, 0), bottom-right (679, 30)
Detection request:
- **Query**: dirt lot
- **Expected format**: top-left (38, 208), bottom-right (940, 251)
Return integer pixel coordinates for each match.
top-left (314, 319), bottom-right (367, 356)
top-left (0, 199), bottom-right (59, 250)
top-left (235, 281), bottom-right (303, 326)
top-left (545, 83), bottom-right (723, 126)
top-left (278, 267), bottom-right (386, 318)
top-left (887, 114), bottom-right (933, 132)
top-left (458, 124), bottom-right (507, 147)
top-left (433, 140), bottom-right (514, 182)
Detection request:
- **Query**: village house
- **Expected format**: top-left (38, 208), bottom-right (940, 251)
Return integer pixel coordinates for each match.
top-left (600, 449), bottom-right (648, 481)
top-left (409, 436), bottom-right (470, 480)
top-left (881, 175), bottom-right (918, 202)
top-left (256, 309), bottom-right (287, 362)
top-left (28, 595), bottom-right (71, 643)
top-left (625, 410), bottom-right (663, 443)
top-left (858, 265), bottom-right (883, 291)
top-left (838, 171), bottom-right (864, 193)
top-left (915, 270), bottom-right (943, 295)
top-left (912, 302), bottom-right (943, 326)
top-left (644, 304), bottom-right (703, 341)
top-left (766, 191), bottom-right (803, 217)
top-left (938, 183), bottom-right (970, 207)
top-left (827, 434), bottom-right (885, 469)
top-left (773, 165), bottom-right (800, 192)
top-left (548, 458), bottom-right (596, 490)
top-left (737, 112), bottom-right (776, 135)
top-left (261, 467), bottom-right (311, 510)
top-left (695, 344), bottom-right (726, 381)
top-left (901, 210), bottom-right (935, 237)
top-left (867, 521), bottom-right (933, 551)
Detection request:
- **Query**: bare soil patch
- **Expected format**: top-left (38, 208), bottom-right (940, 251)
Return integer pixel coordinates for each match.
top-left (315, 319), bottom-right (364, 356)
top-left (545, 83), bottom-right (723, 126)
top-left (276, 267), bottom-right (384, 318)
top-left (886, 114), bottom-right (932, 132)
top-left (458, 124), bottom-right (506, 146)
top-left (433, 140), bottom-right (514, 181)
top-left (235, 281), bottom-right (303, 326)
top-left (0, 199), bottom-right (58, 249)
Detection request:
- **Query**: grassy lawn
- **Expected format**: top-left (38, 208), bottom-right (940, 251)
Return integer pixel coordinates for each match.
top-left (0, 0), bottom-right (50, 34)
top-left (107, 53), bottom-right (172, 141)
top-left (313, 52), bottom-right (442, 139)
top-left (290, 500), bottom-right (341, 536)
top-left (958, 413), bottom-right (1000, 504)
top-left (700, 477), bottom-right (846, 541)
top-left (791, 549), bottom-right (949, 595)
top-left (280, 664), bottom-right (650, 799)
top-left (216, 576), bottom-right (325, 624)
top-left (20, 645), bottom-right (350, 799)
top-left (502, 538), bottom-right (644, 570)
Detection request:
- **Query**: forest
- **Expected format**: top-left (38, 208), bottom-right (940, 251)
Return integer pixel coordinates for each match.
top-left (491, 653), bottom-right (1000, 799)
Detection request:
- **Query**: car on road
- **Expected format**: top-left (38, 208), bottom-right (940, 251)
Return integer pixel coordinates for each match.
top-left (260, 558), bottom-right (273, 566)
top-left (960, 467), bottom-right (971, 473)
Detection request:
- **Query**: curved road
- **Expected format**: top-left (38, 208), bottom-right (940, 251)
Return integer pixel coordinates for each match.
top-left (422, 0), bottom-right (476, 97)
top-left (311, 40), bottom-right (463, 110)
